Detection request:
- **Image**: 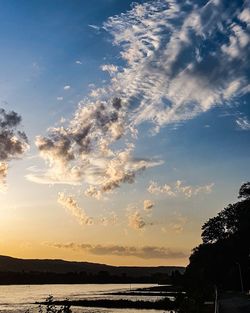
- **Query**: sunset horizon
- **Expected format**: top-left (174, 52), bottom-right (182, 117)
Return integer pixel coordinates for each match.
top-left (0, 0), bottom-right (249, 271)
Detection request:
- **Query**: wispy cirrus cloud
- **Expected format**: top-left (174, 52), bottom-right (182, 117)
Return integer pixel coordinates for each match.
top-left (0, 109), bottom-right (29, 188)
top-left (45, 242), bottom-right (187, 259)
top-left (31, 0), bottom-right (249, 195)
top-left (236, 116), bottom-right (250, 130)
top-left (104, 0), bottom-right (250, 131)
top-left (88, 24), bottom-right (101, 32)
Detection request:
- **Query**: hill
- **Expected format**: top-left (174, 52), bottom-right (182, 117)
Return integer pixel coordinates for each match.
top-left (0, 255), bottom-right (185, 285)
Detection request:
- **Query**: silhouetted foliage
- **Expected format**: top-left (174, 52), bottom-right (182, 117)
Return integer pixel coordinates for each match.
top-left (201, 202), bottom-right (242, 244)
top-left (201, 188), bottom-right (250, 245)
top-left (42, 297), bottom-right (177, 311)
top-left (239, 182), bottom-right (250, 200)
top-left (39, 296), bottom-right (71, 313)
top-left (185, 182), bottom-right (250, 306)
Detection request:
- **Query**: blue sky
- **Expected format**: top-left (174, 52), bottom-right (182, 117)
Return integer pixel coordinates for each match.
top-left (0, 0), bottom-right (249, 265)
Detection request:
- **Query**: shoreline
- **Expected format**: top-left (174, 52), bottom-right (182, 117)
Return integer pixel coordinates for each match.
top-left (38, 298), bottom-right (177, 311)
top-left (36, 286), bottom-right (182, 311)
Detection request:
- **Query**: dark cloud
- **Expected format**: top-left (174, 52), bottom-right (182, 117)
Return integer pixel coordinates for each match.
top-left (112, 97), bottom-right (122, 110)
top-left (45, 242), bottom-right (187, 259)
top-left (33, 96), bottom-right (162, 190)
top-left (0, 108), bottom-right (28, 185)
top-left (35, 98), bottom-right (126, 166)
top-left (0, 109), bottom-right (21, 128)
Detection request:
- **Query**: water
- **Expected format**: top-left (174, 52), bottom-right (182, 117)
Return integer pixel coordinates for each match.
top-left (0, 284), bottom-right (172, 313)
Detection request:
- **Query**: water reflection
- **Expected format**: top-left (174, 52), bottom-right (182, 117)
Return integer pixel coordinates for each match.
top-left (0, 284), bottom-right (172, 313)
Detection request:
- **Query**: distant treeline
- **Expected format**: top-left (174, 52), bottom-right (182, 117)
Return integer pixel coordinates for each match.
top-left (0, 269), bottom-right (182, 285)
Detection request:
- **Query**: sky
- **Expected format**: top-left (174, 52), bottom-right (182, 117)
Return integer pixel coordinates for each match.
top-left (0, 0), bottom-right (249, 266)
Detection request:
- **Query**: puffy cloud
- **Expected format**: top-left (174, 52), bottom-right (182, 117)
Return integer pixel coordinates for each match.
top-left (33, 108), bottom-right (162, 193)
top-left (0, 108), bottom-right (29, 186)
top-left (238, 7), bottom-right (250, 24)
top-left (84, 185), bottom-right (103, 200)
top-left (101, 64), bottom-right (118, 75)
top-left (35, 100), bottom-right (123, 169)
top-left (33, 99), bottom-right (126, 187)
top-left (45, 242), bottom-right (187, 259)
top-left (63, 85), bottom-right (71, 90)
top-left (0, 162), bottom-right (8, 188)
top-left (221, 24), bottom-right (249, 59)
top-left (147, 181), bottom-right (176, 196)
top-left (98, 211), bottom-right (118, 226)
top-left (128, 210), bottom-right (146, 230)
top-left (175, 180), bottom-right (214, 198)
top-left (57, 97), bottom-right (63, 101)
top-left (148, 180), bottom-right (214, 198)
top-left (57, 192), bottom-right (93, 225)
top-left (143, 199), bottom-right (154, 211)
top-left (236, 116), bottom-right (250, 130)
top-left (75, 60), bottom-right (82, 65)
top-left (89, 87), bottom-right (106, 98)
top-left (98, 145), bottom-right (162, 193)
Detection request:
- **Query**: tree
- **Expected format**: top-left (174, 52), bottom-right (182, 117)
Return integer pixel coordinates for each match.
top-left (201, 183), bottom-right (250, 244)
top-left (239, 182), bottom-right (250, 200)
top-left (185, 182), bottom-right (250, 298)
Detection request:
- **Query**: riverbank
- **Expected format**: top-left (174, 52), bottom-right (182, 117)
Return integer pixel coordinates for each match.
top-left (42, 298), bottom-right (176, 310)
top-left (37, 285), bottom-right (183, 311)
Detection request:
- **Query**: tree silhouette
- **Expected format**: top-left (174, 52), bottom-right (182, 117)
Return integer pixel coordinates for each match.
top-left (238, 182), bottom-right (250, 200)
top-left (201, 183), bottom-right (250, 244)
top-left (185, 182), bottom-right (250, 302)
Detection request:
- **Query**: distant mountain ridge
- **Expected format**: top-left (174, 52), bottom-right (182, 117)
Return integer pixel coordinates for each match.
top-left (0, 255), bottom-right (185, 276)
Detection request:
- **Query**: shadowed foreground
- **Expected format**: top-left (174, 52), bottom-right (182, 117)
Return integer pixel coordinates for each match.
top-left (39, 298), bottom-right (176, 310)
top-left (219, 293), bottom-right (250, 313)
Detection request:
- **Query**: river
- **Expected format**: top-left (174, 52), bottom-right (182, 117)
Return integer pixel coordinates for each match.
top-left (0, 284), bottom-right (172, 313)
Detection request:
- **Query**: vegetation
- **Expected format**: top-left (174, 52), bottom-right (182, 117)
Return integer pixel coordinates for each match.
top-left (183, 182), bottom-right (250, 310)
top-left (25, 296), bottom-right (72, 313)
top-left (44, 297), bottom-right (177, 311)
top-left (35, 296), bottom-right (71, 313)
